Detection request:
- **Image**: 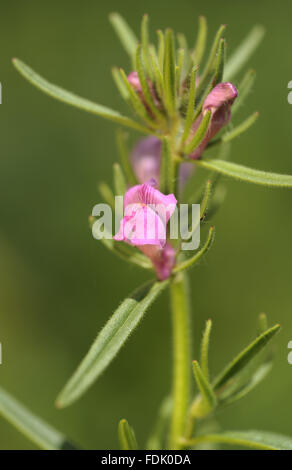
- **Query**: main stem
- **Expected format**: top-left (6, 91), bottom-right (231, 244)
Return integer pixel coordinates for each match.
top-left (168, 271), bottom-right (192, 450)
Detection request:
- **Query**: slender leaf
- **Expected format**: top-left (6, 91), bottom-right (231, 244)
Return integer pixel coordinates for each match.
top-left (118, 419), bottom-right (138, 450)
top-left (13, 59), bottom-right (151, 135)
top-left (0, 386), bottom-right (75, 450)
top-left (196, 159), bottom-right (292, 188)
top-left (213, 324), bottom-right (280, 390)
top-left (160, 137), bottom-right (174, 194)
top-left (180, 66), bottom-right (198, 145)
top-left (98, 182), bottom-right (115, 208)
top-left (222, 111), bottom-right (259, 143)
top-left (116, 129), bottom-right (137, 186)
top-left (214, 38), bottom-right (225, 86)
top-left (193, 16), bottom-right (207, 66)
top-left (149, 49), bottom-right (164, 97)
top-left (177, 33), bottom-right (190, 80)
top-left (218, 361), bottom-right (273, 406)
top-left (109, 13), bottom-right (138, 65)
top-left (184, 110), bottom-right (211, 155)
top-left (135, 45), bottom-right (164, 121)
top-left (112, 66), bottom-right (130, 100)
top-left (157, 30), bottom-right (165, 72)
top-left (147, 396), bottom-right (172, 450)
top-left (258, 312), bottom-right (268, 335)
top-left (119, 68), bottom-right (155, 126)
top-left (113, 163), bottom-right (127, 196)
top-left (90, 217), bottom-right (152, 269)
top-left (198, 24), bottom-right (226, 88)
top-left (141, 14), bottom-right (153, 79)
top-left (232, 69), bottom-right (256, 115)
top-left (200, 319), bottom-right (212, 380)
top-left (56, 280), bottom-right (169, 407)
top-left (175, 49), bottom-right (185, 93)
top-left (192, 361), bottom-right (217, 415)
top-left (173, 226), bottom-right (215, 272)
top-left (224, 25), bottom-right (265, 80)
top-left (185, 430), bottom-right (292, 450)
top-left (200, 179), bottom-right (212, 219)
top-left (163, 29), bottom-right (176, 115)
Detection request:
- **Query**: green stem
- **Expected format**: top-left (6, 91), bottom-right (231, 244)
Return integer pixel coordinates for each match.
top-left (168, 272), bottom-right (192, 449)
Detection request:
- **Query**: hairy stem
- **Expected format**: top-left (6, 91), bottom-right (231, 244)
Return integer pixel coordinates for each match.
top-left (168, 271), bottom-right (192, 449)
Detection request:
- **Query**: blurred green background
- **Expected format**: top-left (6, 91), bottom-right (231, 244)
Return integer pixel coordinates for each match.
top-left (1, 0), bottom-right (292, 449)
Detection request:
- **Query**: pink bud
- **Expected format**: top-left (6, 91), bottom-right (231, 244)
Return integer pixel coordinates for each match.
top-left (189, 82), bottom-right (238, 159)
top-left (127, 71), bottom-right (143, 94)
top-left (127, 71), bottom-right (161, 115)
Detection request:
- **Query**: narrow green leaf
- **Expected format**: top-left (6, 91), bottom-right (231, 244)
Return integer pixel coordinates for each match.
top-left (206, 183), bottom-right (227, 219)
top-left (185, 430), bottom-right (292, 450)
top-left (180, 66), bottom-right (197, 145)
top-left (177, 33), bottom-right (190, 80)
top-left (173, 226), bottom-right (215, 272)
top-left (224, 25), bottom-right (265, 80)
top-left (56, 280), bottom-right (169, 408)
top-left (0, 386), bottom-right (75, 450)
top-left (175, 49), bottom-right (185, 93)
top-left (232, 69), bottom-right (256, 115)
top-left (214, 38), bottom-right (225, 86)
top-left (13, 59), bottom-right (151, 135)
top-left (200, 319), bottom-right (212, 380)
top-left (98, 182), bottom-right (115, 208)
top-left (196, 158), bottom-right (292, 188)
top-left (113, 163), bottom-right (127, 196)
top-left (163, 29), bottom-right (176, 115)
top-left (90, 218), bottom-right (152, 270)
top-left (119, 68), bottom-right (156, 127)
top-left (222, 111), bottom-right (259, 143)
top-left (160, 137), bottom-right (174, 194)
top-left (147, 396), bottom-right (172, 450)
top-left (141, 14), bottom-right (153, 79)
top-left (112, 66), bottom-right (130, 100)
top-left (149, 48), bottom-right (163, 97)
top-left (116, 129), bottom-right (137, 186)
top-left (192, 361), bottom-right (217, 416)
top-left (218, 361), bottom-right (273, 406)
top-left (135, 45), bottom-right (164, 122)
top-left (118, 419), bottom-right (138, 450)
top-left (258, 312), bottom-right (268, 335)
top-left (200, 179), bottom-right (212, 219)
top-left (213, 324), bottom-right (280, 390)
top-left (109, 13), bottom-right (138, 65)
top-left (157, 30), bottom-right (165, 72)
top-left (184, 110), bottom-right (211, 155)
top-left (198, 24), bottom-right (226, 88)
top-left (193, 16), bottom-right (207, 66)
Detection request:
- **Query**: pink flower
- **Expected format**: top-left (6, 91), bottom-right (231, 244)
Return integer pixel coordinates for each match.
top-left (131, 136), bottom-right (194, 189)
top-left (189, 82), bottom-right (238, 159)
top-left (114, 182), bottom-right (177, 280)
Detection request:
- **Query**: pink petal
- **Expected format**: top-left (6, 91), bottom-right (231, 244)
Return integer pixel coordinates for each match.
top-left (124, 183), bottom-right (177, 225)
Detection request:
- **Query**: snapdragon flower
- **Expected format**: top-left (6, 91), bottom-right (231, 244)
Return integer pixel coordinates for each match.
top-left (114, 181), bottom-right (177, 280)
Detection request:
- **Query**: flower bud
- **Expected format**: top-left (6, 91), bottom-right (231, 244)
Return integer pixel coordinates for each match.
top-left (127, 71), bottom-right (161, 116)
top-left (189, 82), bottom-right (238, 159)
